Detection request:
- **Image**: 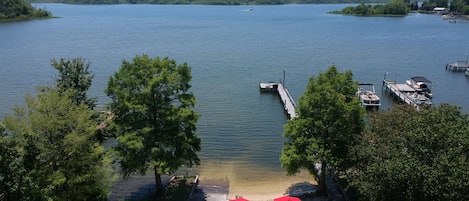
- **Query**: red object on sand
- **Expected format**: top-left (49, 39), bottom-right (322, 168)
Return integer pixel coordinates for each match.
top-left (230, 198), bottom-right (249, 201)
top-left (274, 195), bottom-right (301, 201)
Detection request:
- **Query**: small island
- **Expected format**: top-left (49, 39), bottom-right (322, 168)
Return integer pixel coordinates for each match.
top-left (329, 0), bottom-right (469, 17)
top-left (329, 0), bottom-right (409, 16)
top-left (0, 0), bottom-right (52, 22)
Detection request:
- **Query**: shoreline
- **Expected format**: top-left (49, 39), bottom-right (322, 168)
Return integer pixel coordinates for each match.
top-left (195, 161), bottom-right (318, 200)
top-left (110, 161), bottom-right (320, 201)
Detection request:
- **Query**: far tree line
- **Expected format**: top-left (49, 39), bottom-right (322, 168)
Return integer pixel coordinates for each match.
top-left (331, 0), bottom-right (469, 16)
top-left (4, 0), bottom-right (469, 21)
top-left (1, 55), bottom-right (468, 201)
top-left (21, 0), bottom-right (469, 12)
top-left (25, 0), bottom-right (390, 5)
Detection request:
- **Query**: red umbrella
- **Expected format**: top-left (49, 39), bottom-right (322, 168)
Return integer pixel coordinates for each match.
top-left (230, 198), bottom-right (249, 201)
top-left (274, 195), bottom-right (301, 201)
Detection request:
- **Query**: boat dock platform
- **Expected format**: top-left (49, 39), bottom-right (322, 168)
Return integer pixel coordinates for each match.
top-left (259, 82), bottom-right (297, 119)
top-left (445, 61), bottom-right (469, 72)
top-left (382, 79), bottom-right (431, 110)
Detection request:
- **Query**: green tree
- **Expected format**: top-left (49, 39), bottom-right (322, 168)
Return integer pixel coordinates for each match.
top-left (384, 0), bottom-right (409, 15)
top-left (105, 54), bottom-right (201, 193)
top-left (0, 123), bottom-right (25, 201)
top-left (348, 104), bottom-right (469, 201)
top-left (51, 57), bottom-right (96, 109)
top-left (0, 0), bottom-right (50, 20)
top-left (280, 66), bottom-right (365, 194)
top-left (0, 88), bottom-right (113, 201)
top-left (430, 0), bottom-right (448, 7)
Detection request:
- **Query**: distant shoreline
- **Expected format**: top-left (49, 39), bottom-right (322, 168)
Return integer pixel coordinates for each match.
top-left (28, 0), bottom-right (389, 5)
top-left (0, 16), bottom-right (58, 23)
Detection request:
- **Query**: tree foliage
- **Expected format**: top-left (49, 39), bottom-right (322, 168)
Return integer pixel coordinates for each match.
top-left (280, 66), bottom-right (365, 194)
top-left (420, 0), bottom-right (448, 11)
top-left (0, 0), bottom-right (50, 20)
top-left (0, 89), bottom-right (113, 201)
top-left (51, 57), bottom-right (96, 109)
top-left (105, 54), bottom-right (201, 192)
top-left (348, 104), bottom-right (469, 201)
top-left (450, 0), bottom-right (469, 14)
top-left (330, 0), bottom-right (409, 16)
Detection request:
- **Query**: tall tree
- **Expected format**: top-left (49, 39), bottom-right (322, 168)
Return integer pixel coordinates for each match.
top-left (280, 66), bottom-right (365, 194)
top-left (0, 88), bottom-right (113, 201)
top-left (105, 54), bottom-right (201, 193)
top-left (348, 104), bottom-right (469, 201)
top-left (51, 57), bottom-right (96, 109)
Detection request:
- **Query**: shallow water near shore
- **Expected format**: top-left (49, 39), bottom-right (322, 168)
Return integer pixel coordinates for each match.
top-left (1, 3), bottom-right (469, 200)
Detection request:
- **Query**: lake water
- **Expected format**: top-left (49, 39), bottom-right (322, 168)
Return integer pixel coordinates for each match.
top-left (1, 3), bottom-right (469, 199)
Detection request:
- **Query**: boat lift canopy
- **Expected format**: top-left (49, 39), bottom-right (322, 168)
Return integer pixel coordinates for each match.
top-left (410, 76), bottom-right (432, 84)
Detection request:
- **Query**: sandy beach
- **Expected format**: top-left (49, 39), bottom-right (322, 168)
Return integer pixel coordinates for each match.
top-left (110, 160), bottom-right (321, 201)
top-left (196, 161), bottom-right (318, 201)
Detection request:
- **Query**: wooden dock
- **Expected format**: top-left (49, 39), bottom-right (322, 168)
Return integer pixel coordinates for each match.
top-left (260, 82), bottom-right (297, 119)
top-left (382, 79), bottom-right (431, 110)
top-left (445, 62), bottom-right (469, 72)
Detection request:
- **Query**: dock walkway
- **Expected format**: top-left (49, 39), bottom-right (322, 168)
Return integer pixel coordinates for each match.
top-left (260, 82), bottom-right (297, 119)
top-left (382, 80), bottom-right (431, 110)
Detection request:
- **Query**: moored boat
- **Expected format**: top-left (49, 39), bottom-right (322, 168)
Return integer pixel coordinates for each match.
top-left (406, 92), bottom-right (432, 106)
top-left (357, 83), bottom-right (381, 109)
top-left (406, 76), bottom-right (433, 98)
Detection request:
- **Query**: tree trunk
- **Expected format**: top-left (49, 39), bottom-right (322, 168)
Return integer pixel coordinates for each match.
top-left (154, 165), bottom-right (163, 197)
top-left (317, 161), bottom-right (327, 195)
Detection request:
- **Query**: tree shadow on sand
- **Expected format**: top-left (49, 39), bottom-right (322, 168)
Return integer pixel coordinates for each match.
top-left (108, 174), bottom-right (171, 201)
top-left (285, 182), bottom-right (318, 198)
top-left (190, 178), bottom-right (229, 201)
top-left (124, 183), bottom-right (156, 201)
top-left (285, 182), bottom-right (330, 201)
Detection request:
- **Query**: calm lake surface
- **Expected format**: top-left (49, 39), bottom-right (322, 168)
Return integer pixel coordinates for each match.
top-left (1, 3), bottom-right (469, 197)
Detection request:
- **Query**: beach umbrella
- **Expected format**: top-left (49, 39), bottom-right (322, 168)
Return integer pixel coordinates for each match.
top-left (230, 198), bottom-right (249, 201)
top-left (273, 195), bottom-right (301, 201)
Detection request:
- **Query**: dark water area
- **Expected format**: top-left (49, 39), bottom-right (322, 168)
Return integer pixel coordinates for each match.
top-left (1, 3), bottom-right (469, 200)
